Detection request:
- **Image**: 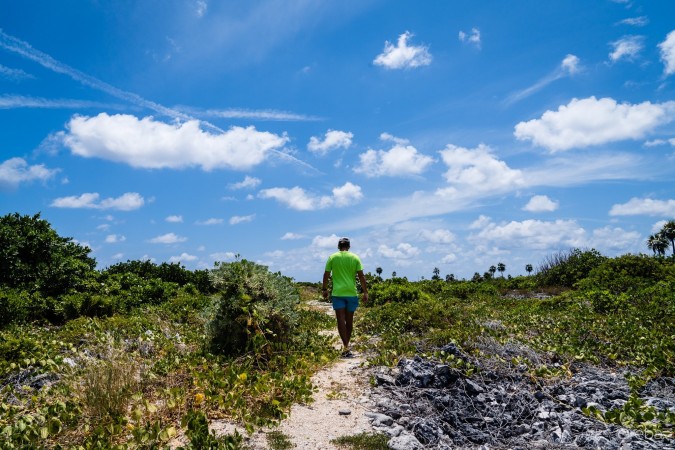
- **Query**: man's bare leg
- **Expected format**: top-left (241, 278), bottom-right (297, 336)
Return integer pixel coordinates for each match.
top-left (344, 310), bottom-right (354, 348)
top-left (335, 308), bottom-right (349, 349)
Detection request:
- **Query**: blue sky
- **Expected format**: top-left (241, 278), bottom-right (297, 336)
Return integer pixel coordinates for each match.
top-left (1, 0), bottom-right (674, 281)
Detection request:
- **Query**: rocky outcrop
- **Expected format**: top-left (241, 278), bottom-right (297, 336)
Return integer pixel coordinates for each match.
top-left (365, 343), bottom-right (674, 449)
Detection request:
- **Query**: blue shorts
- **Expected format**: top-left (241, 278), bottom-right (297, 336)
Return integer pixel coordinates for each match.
top-left (332, 296), bottom-right (359, 312)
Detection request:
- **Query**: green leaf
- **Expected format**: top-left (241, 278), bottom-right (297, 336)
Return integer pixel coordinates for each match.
top-left (48, 418), bottom-right (62, 434)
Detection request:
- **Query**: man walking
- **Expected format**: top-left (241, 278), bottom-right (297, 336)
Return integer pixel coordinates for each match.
top-left (322, 237), bottom-right (368, 357)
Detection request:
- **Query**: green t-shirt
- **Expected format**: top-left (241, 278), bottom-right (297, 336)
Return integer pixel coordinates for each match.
top-left (325, 251), bottom-right (363, 297)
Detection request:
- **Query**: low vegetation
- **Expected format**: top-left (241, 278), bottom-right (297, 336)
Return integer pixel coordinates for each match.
top-left (1, 213), bottom-right (674, 448)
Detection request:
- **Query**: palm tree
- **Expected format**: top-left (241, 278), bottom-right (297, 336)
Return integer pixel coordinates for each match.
top-left (662, 220), bottom-right (675, 256)
top-left (392, 271), bottom-right (397, 278)
top-left (647, 233), bottom-right (668, 257)
top-left (432, 267), bottom-right (441, 280)
top-left (376, 266), bottom-right (383, 278)
top-left (488, 265), bottom-right (496, 278)
top-left (497, 262), bottom-right (506, 278)
top-left (525, 264), bottom-right (533, 276)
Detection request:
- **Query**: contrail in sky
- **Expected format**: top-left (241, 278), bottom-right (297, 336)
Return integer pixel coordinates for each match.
top-left (0, 28), bottom-right (318, 172)
top-left (0, 28), bottom-right (204, 126)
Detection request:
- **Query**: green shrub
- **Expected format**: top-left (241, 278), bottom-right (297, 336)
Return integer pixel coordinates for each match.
top-left (179, 411), bottom-right (244, 449)
top-left (536, 248), bottom-right (607, 287)
top-left (582, 280), bottom-right (675, 316)
top-left (576, 254), bottom-right (674, 294)
top-left (368, 282), bottom-right (424, 306)
top-left (206, 260), bottom-right (300, 356)
top-left (0, 213), bottom-right (97, 298)
top-left (0, 288), bottom-right (46, 326)
top-left (499, 275), bottom-right (537, 291)
top-left (441, 281), bottom-right (499, 300)
top-left (159, 285), bottom-right (213, 323)
top-left (103, 260), bottom-right (214, 294)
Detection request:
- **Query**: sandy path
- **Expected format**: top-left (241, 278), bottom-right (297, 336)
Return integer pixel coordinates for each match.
top-left (244, 300), bottom-right (377, 449)
top-left (170, 300), bottom-right (377, 449)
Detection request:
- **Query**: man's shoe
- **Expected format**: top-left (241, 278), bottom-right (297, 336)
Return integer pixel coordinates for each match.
top-left (340, 349), bottom-right (354, 358)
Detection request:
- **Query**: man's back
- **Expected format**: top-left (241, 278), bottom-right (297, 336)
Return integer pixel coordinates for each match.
top-left (326, 251), bottom-right (362, 297)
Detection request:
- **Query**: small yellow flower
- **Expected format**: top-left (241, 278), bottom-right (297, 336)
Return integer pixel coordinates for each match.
top-left (194, 393), bottom-right (205, 405)
top-left (126, 423), bottom-right (135, 431)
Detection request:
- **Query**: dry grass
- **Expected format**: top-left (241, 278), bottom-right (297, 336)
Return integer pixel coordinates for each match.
top-left (80, 351), bottom-right (139, 421)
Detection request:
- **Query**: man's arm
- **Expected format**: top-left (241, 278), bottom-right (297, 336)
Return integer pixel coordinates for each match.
top-left (357, 270), bottom-right (368, 301)
top-left (322, 271), bottom-right (331, 300)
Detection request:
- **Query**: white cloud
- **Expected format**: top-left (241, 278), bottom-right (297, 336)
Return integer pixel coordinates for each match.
top-left (441, 253), bottom-right (457, 264)
top-left (0, 157), bottom-right (59, 188)
top-left (0, 94), bottom-right (119, 110)
top-left (418, 229), bottom-right (456, 244)
top-left (308, 129), bottom-right (353, 155)
top-left (51, 192), bottom-right (144, 210)
top-left (229, 214), bottom-right (255, 225)
top-left (441, 254), bottom-right (457, 264)
top-left (169, 252), bottom-right (197, 263)
top-left (194, 0), bottom-right (207, 17)
top-left (514, 97), bottom-right (675, 152)
top-left (470, 219), bottom-right (586, 250)
top-left (198, 108), bottom-right (320, 121)
top-left (105, 234), bottom-right (126, 243)
top-left (469, 215), bottom-right (492, 230)
top-left (281, 232), bottom-right (304, 240)
top-left (210, 251), bottom-right (237, 261)
top-left (378, 243), bottom-right (420, 259)
top-left (458, 28), bottom-right (481, 49)
top-left (589, 226), bottom-right (641, 251)
top-left (166, 215), bottom-right (183, 223)
top-left (659, 30), bottom-right (675, 76)
top-left (439, 144), bottom-right (524, 191)
top-left (230, 176), bottom-right (261, 189)
top-left (259, 182), bottom-right (362, 211)
top-left (311, 234), bottom-right (341, 250)
top-left (259, 187), bottom-right (318, 211)
top-left (523, 195), bottom-right (559, 212)
top-left (332, 182), bottom-right (363, 206)
top-left (197, 218), bottom-right (224, 225)
top-left (504, 55), bottom-right (581, 105)
top-left (652, 220), bottom-right (667, 233)
top-left (148, 233), bottom-right (187, 244)
top-left (644, 139), bottom-right (667, 147)
top-left (0, 65), bottom-right (33, 81)
top-left (609, 197), bottom-right (675, 216)
top-left (355, 134), bottom-right (434, 177)
top-left (373, 31), bottom-right (432, 69)
top-left (62, 113), bottom-right (289, 171)
top-left (617, 16), bottom-right (648, 27)
top-left (263, 250), bottom-right (284, 259)
top-left (561, 54), bottom-right (580, 75)
top-left (609, 35), bottom-right (644, 62)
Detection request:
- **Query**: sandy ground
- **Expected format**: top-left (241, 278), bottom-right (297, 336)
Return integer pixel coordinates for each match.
top-left (244, 300), bottom-right (376, 449)
top-left (171, 300), bottom-right (377, 449)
